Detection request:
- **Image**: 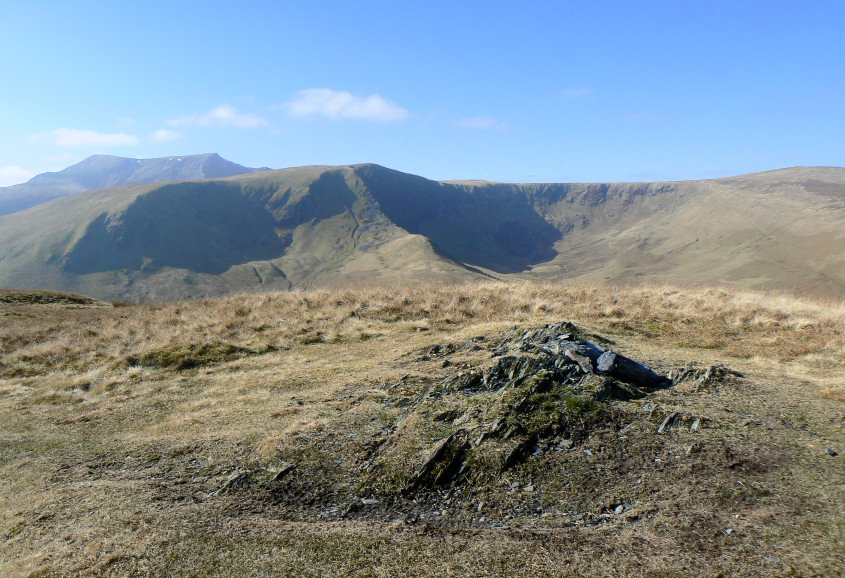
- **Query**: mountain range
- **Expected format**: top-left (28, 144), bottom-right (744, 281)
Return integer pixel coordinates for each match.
top-left (0, 153), bottom-right (267, 215)
top-left (0, 156), bottom-right (843, 301)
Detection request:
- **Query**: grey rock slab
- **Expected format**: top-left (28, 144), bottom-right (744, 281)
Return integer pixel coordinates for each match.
top-left (597, 351), bottom-right (617, 373)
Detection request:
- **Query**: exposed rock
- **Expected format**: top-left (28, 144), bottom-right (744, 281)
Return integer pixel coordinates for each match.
top-left (271, 462), bottom-right (296, 482)
top-left (416, 343), bottom-right (457, 361)
top-left (670, 364), bottom-right (743, 391)
top-left (406, 431), bottom-right (470, 491)
top-left (555, 439), bottom-right (573, 451)
top-left (216, 470), bottom-right (257, 493)
top-left (597, 351), bottom-right (617, 373)
top-left (825, 448), bottom-right (838, 456)
top-left (657, 412), bottom-right (679, 434)
top-left (497, 323), bottom-right (670, 389)
top-left (361, 321), bottom-right (738, 495)
top-left (565, 349), bottom-right (594, 374)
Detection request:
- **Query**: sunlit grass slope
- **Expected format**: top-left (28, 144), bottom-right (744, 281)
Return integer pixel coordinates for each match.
top-left (1, 282), bottom-right (843, 575)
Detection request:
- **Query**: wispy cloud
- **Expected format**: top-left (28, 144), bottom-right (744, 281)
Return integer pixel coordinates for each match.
top-left (0, 165), bottom-right (35, 187)
top-left (456, 116), bottom-right (509, 131)
top-left (30, 128), bottom-right (139, 147)
top-left (561, 87), bottom-right (593, 99)
top-left (151, 129), bottom-right (183, 142)
top-left (168, 105), bottom-right (267, 128)
top-left (283, 89), bottom-right (408, 121)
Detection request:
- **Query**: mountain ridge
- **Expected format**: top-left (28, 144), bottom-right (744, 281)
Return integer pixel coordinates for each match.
top-left (0, 161), bottom-right (843, 301)
top-left (0, 153), bottom-right (270, 215)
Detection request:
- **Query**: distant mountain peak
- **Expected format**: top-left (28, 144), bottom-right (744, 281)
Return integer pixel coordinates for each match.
top-left (0, 153), bottom-right (270, 215)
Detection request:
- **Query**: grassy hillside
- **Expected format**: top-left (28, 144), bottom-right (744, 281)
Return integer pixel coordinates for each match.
top-left (0, 283), bottom-right (842, 576)
top-left (0, 165), bottom-right (487, 301)
top-left (526, 167), bottom-right (845, 296)
top-left (0, 164), bottom-right (843, 300)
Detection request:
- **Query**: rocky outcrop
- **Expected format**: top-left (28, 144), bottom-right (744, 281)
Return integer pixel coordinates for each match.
top-left (363, 322), bottom-right (681, 493)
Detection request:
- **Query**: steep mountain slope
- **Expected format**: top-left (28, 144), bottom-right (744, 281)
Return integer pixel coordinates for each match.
top-left (354, 165), bottom-right (562, 273)
top-left (0, 163), bottom-right (843, 300)
top-left (0, 165), bottom-right (487, 300)
top-left (361, 164), bottom-right (845, 296)
top-left (0, 153), bottom-right (268, 215)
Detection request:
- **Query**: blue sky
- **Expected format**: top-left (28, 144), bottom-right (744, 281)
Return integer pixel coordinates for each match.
top-left (1, 0), bottom-right (843, 186)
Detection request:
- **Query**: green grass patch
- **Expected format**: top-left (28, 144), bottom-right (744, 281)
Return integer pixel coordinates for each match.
top-left (125, 343), bottom-right (256, 371)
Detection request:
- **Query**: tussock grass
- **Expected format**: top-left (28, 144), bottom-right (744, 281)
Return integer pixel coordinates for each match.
top-left (1, 282), bottom-right (843, 576)
top-left (3, 282), bottom-right (843, 373)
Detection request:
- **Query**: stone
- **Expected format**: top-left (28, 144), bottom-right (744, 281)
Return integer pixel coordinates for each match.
top-left (364, 321), bottom-right (735, 500)
top-left (657, 412), bottom-right (678, 433)
top-left (597, 351), bottom-right (617, 373)
top-left (217, 469), bottom-right (256, 493)
top-left (565, 348), bottom-right (594, 374)
top-left (614, 504), bottom-right (624, 515)
top-left (406, 430), bottom-right (469, 490)
top-left (825, 448), bottom-right (838, 456)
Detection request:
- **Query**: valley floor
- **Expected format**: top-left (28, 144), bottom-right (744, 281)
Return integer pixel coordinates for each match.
top-left (0, 283), bottom-right (843, 576)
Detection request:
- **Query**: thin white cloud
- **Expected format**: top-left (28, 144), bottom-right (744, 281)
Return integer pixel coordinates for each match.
top-left (30, 128), bottom-right (139, 148)
top-left (283, 89), bottom-right (408, 121)
top-left (151, 129), bottom-right (183, 142)
top-left (168, 105), bottom-right (267, 128)
top-left (0, 165), bottom-right (35, 187)
top-left (561, 87), bottom-right (593, 99)
top-left (456, 116), bottom-right (509, 131)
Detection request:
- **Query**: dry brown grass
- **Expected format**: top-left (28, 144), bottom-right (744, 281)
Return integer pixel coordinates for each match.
top-left (0, 282), bottom-right (843, 576)
top-left (3, 282), bottom-right (844, 373)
